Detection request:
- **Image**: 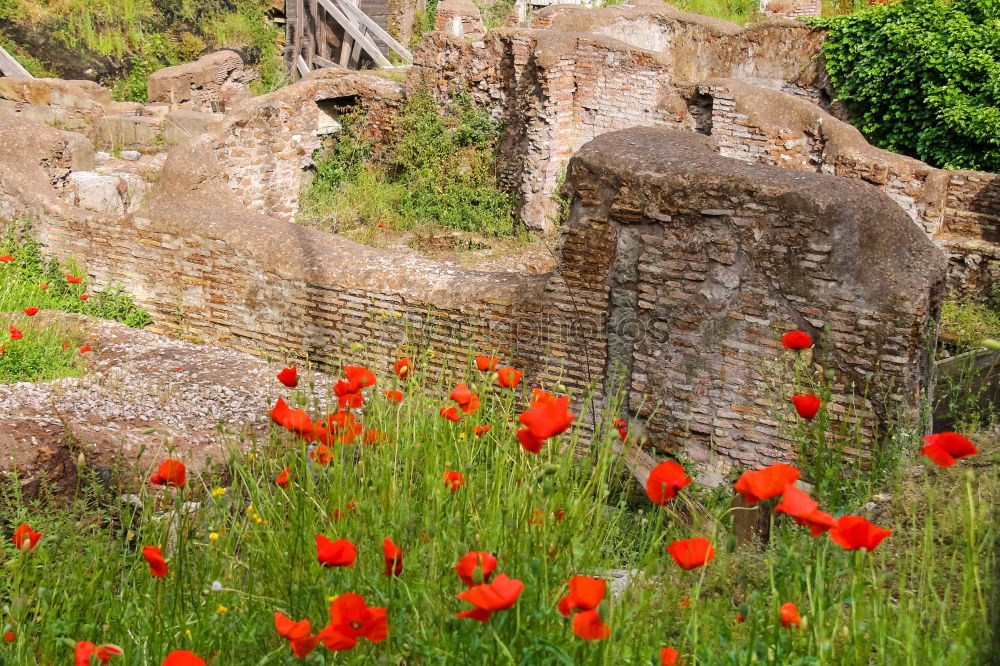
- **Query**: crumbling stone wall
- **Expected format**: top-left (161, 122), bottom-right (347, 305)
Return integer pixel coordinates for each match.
top-left (211, 69), bottom-right (405, 223)
top-left (0, 118), bottom-right (947, 476)
top-left (434, 0), bottom-right (487, 37)
top-left (567, 128), bottom-right (945, 467)
top-left (698, 79), bottom-right (1000, 300)
top-left (147, 51), bottom-right (256, 112)
top-left (760, 0), bottom-right (821, 20)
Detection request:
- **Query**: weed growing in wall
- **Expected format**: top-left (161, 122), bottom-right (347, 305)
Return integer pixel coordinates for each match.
top-left (304, 89), bottom-right (517, 238)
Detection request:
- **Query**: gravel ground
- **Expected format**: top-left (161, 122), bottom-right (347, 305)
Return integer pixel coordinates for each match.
top-left (0, 312), bottom-right (335, 495)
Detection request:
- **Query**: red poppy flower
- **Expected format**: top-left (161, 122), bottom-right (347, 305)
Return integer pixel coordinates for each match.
top-left (363, 429), bottom-right (386, 445)
top-left (12, 523), bottom-right (41, 551)
top-left (79, 346), bottom-right (92, 353)
top-left (277, 366), bottom-right (297, 388)
top-left (316, 535), bottom-right (356, 567)
top-left (473, 425), bottom-right (490, 437)
top-left (0, 255), bottom-right (11, 263)
top-left (331, 499), bottom-right (357, 521)
top-left (780, 602), bottom-right (802, 629)
top-left (792, 395), bottom-right (821, 419)
top-left (456, 551), bottom-right (497, 587)
top-left (333, 366), bottom-right (376, 408)
top-left (440, 406), bottom-right (460, 423)
top-left (317, 594), bottom-right (387, 651)
top-left (679, 598), bottom-right (691, 608)
top-left (314, 411), bottom-right (363, 445)
top-left (666, 537), bottom-right (715, 570)
top-left (517, 395), bottom-right (575, 453)
top-left (734, 463), bottom-right (800, 504)
top-left (475, 356), bottom-right (499, 372)
top-left (66, 275), bottom-right (83, 284)
top-left (383, 537), bottom-right (403, 576)
top-left (80, 294), bottom-right (91, 301)
top-left (646, 461), bottom-right (692, 505)
top-left (780, 331), bottom-right (812, 350)
top-left (774, 485), bottom-right (836, 536)
top-left (394, 358), bottom-right (412, 378)
top-left (529, 388), bottom-right (557, 408)
top-left (617, 420), bottom-right (628, 440)
top-left (444, 470), bottom-right (465, 492)
top-left (385, 389), bottom-right (403, 402)
top-left (275, 467), bottom-right (291, 488)
top-left (557, 575), bottom-right (606, 616)
top-left (150, 459), bottom-right (186, 488)
top-left (275, 612), bottom-right (319, 658)
top-left (310, 445), bottom-right (333, 465)
top-left (39, 283), bottom-right (48, 290)
top-left (921, 432), bottom-right (978, 468)
top-left (75, 642), bottom-right (121, 666)
top-left (660, 647), bottom-right (680, 665)
top-left (9, 326), bottom-right (23, 341)
top-left (161, 651), bottom-right (206, 666)
top-left (22, 308), bottom-right (38, 316)
top-left (270, 398), bottom-right (312, 436)
top-left (450, 383), bottom-right (481, 415)
top-left (456, 574), bottom-right (524, 621)
top-left (497, 367), bottom-right (522, 389)
top-left (572, 609), bottom-right (611, 640)
top-left (3, 632), bottom-right (14, 642)
top-left (142, 546), bottom-right (167, 577)
top-left (829, 516), bottom-right (891, 552)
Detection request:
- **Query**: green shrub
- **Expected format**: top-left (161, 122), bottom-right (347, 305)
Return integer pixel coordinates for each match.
top-left (811, 0), bottom-right (1000, 172)
top-left (305, 90), bottom-right (517, 237)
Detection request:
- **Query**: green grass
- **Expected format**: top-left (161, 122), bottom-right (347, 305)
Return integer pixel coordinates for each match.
top-left (940, 298), bottom-right (1000, 353)
top-left (302, 90), bottom-right (518, 240)
top-left (0, 226), bottom-right (152, 383)
top-left (0, 341), bottom-right (994, 664)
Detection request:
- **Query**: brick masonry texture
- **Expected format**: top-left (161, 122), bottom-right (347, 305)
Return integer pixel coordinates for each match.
top-left (760, 0), bottom-right (821, 20)
top-left (147, 51), bottom-right (256, 112)
top-left (0, 115), bottom-right (947, 476)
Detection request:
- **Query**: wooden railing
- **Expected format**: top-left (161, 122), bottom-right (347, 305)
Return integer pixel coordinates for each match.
top-left (284, 0), bottom-right (412, 76)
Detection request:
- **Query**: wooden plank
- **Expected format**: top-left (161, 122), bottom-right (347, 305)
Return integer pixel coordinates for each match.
top-left (350, 25), bottom-right (365, 68)
top-left (0, 45), bottom-right (33, 79)
top-left (313, 55), bottom-right (337, 69)
top-left (296, 54), bottom-right (311, 77)
top-left (307, 0), bottom-right (319, 70)
top-left (334, 0), bottom-right (412, 61)
top-left (317, 0), bottom-right (392, 67)
top-left (294, 0), bottom-right (306, 78)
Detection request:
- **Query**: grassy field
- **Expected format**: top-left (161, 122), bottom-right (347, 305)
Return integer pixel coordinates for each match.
top-left (0, 227), bottom-right (151, 383)
top-left (0, 333), bottom-right (994, 664)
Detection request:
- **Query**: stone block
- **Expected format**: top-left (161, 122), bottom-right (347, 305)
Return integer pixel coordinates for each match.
top-left (66, 171), bottom-right (127, 216)
top-left (95, 115), bottom-right (162, 150)
top-left (164, 109), bottom-right (224, 145)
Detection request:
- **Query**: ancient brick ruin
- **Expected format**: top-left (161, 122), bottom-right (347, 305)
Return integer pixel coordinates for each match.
top-left (0, 1), bottom-right (995, 481)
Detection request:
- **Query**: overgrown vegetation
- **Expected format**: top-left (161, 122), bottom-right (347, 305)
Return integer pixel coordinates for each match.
top-left (0, 0), bottom-right (283, 101)
top-left (303, 90), bottom-right (518, 240)
top-left (0, 338), bottom-right (995, 664)
top-left (0, 226), bottom-right (152, 383)
top-left (940, 290), bottom-right (1000, 352)
top-left (811, 0), bottom-right (1000, 172)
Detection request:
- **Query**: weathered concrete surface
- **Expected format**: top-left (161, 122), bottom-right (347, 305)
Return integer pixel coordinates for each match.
top-left (163, 108), bottom-right (225, 145)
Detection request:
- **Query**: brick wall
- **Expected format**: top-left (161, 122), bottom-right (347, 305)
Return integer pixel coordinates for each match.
top-left (0, 119), bottom-right (947, 478)
top-left (760, 0), bottom-right (822, 20)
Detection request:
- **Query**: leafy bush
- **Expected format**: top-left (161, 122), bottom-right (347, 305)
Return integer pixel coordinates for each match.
top-left (305, 90), bottom-right (517, 237)
top-left (811, 0), bottom-right (1000, 172)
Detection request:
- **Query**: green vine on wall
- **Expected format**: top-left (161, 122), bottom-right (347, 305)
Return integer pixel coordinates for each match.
top-left (810, 0), bottom-right (1000, 173)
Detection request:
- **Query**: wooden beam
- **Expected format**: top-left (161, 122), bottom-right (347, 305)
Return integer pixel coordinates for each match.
top-left (296, 54), bottom-right (311, 77)
top-left (313, 55), bottom-right (337, 69)
top-left (317, 0), bottom-right (392, 67)
top-left (0, 45), bottom-right (33, 78)
top-left (333, 0), bottom-right (413, 62)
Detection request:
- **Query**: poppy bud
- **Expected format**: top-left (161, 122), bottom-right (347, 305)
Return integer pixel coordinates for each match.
top-left (542, 479), bottom-right (555, 495)
top-left (76, 452), bottom-right (86, 468)
top-left (727, 534), bottom-right (737, 553)
top-left (542, 464), bottom-right (559, 476)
